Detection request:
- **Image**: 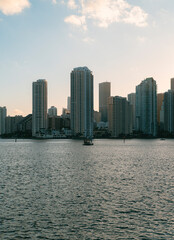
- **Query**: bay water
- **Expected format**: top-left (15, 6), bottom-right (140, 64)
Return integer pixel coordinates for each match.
top-left (0, 139), bottom-right (174, 239)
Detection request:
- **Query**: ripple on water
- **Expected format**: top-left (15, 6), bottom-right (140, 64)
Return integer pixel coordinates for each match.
top-left (0, 139), bottom-right (174, 239)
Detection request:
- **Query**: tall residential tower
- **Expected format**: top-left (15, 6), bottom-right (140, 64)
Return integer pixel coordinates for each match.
top-left (136, 78), bottom-right (157, 136)
top-left (99, 82), bottom-right (111, 122)
top-left (171, 78), bottom-right (174, 91)
top-left (108, 96), bottom-right (132, 137)
top-left (71, 67), bottom-right (93, 138)
top-left (0, 107), bottom-right (7, 135)
top-left (32, 79), bottom-right (48, 137)
top-left (127, 93), bottom-right (136, 130)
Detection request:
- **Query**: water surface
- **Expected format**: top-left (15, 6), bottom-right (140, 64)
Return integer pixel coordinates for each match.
top-left (0, 139), bottom-right (174, 239)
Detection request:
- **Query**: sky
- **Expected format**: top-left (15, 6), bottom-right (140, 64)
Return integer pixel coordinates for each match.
top-left (0, 0), bottom-right (174, 116)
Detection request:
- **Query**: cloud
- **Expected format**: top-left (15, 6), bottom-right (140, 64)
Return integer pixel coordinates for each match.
top-left (64, 15), bottom-right (87, 30)
top-left (83, 37), bottom-right (95, 43)
top-left (67, 0), bottom-right (77, 9)
top-left (0, 0), bottom-right (30, 15)
top-left (64, 0), bottom-right (148, 29)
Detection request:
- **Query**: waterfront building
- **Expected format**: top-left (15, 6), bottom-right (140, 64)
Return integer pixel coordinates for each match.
top-left (48, 116), bottom-right (63, 131)
top-left (48, 115), bottom-right (70, 132)
top-left (171, 78), bottom-right (174, 91)
top-left (160, 101), bottom-right (164, 130)
top-left (62, 108), bottom-right (70, 118)
top-left (136, 78), bottom-right (157, 136)
top-left (94, 111), bottom-right (101, 123)
top-left (108, 96), bottom-right (132, 137)
top-left (71, 66), bottom-right (93, 138)
top-left (127, 93), bottom-right (136, 130)
top-left (32, 79), bottom-right (47, 137)
top-left (157, 93), bottom-right (164, 126)
top-left (163, 90), bottom-right (174, 134)
top-left (18, 114), bottom-right (32, 135)
top-left (5, 115), bottom-right (23, 134)
top-left (107, 97), bottom-right (114, 134)
top-left (99, 82), bottom-right (111, 122)
top-left (0, 106), bottom-right (7, 135)
top-left (48, 106), bottom-right (57, 116)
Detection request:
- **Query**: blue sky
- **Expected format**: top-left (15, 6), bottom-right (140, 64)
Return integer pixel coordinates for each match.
top-left (0, 0), bottom-right (174, 115)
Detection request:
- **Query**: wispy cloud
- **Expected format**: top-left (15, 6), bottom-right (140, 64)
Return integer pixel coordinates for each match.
top-left (0, 0), bottom-right (30, 15)
top-left (83, 37), bottom-right (95, 43)
top-left (67, 0), bottom-right (77, 9)
top-left (64, 0), bottom-right (148, 29)
top-left (64, 15), bottom-right (87, 30)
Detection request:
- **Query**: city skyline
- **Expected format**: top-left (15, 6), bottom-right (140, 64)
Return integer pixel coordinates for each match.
top-left (1, 0), bottom-right (174, 115)
top-left (1, 72), bottom-right (173, 117)
top-left (1, 70), bottom-right (174, 138)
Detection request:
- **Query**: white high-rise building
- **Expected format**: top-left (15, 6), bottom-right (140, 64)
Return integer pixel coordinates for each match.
top-left (0, 107), bottom-right (7, 135)
top-left (48, 106), bottom-right (57, 116)
top-left (136, 78), bottom-right (157, 136)
top-left (32, 79), bottom-right (47, 137)
top-left (71, 67), bottom-right (93, 138)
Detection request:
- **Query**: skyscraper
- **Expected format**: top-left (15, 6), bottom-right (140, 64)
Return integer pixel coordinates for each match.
top-left (164, 90), bottom-right (174, 134)
top-left (71, 67), bottom-right (93, 138)
top-left (157, 93), bottom-right (164, 126)
top-left (48, 106), bottom-right (57, 116)
top-left (171, 78), bottom-right (174, 91)
top-left (108, 96), bottom-right (132, 137)
top-left (0, 106), bottom-right (7, 135)
top-left (127, 93), bottom-right (136, 130)
top-left (99, 82), bottom-right (111, 122)
top-left (136, 78), bottom-right (157, 136)
top-left (32, 79), bottom-right (48, 137)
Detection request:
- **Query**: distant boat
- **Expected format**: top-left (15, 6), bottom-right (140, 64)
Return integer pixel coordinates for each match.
top-left (83, 137), bottom-right (93, 146)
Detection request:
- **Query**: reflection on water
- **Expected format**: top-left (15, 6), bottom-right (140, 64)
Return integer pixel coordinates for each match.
top-left (0, 139), bottom-right (174, 239)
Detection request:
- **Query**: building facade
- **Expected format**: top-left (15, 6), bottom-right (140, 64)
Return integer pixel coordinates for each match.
top-left (71, 67), bottom-right (93, 138)
top-left (0, 106), bottom-right (7, 135)
top-left (127, 93), bottom-right (136, 130)
top-left (157, 93), bottom-right (164, 126)
top-left (99, 82), bottom-right (111, 122)
top-left (5, 115), bottom-right (23, 134)
top-left (32, 79), bottom-right (47, 137)
top-left (164, 90), bottom-right (174, 134)
top-left (108, 96), bottom-right (132, 137)
top-left (136, 78), bottom-right (157, 136)
top-left (48, 106), bottom-right (57, 116)
top-left (171, 78), bottom-right (174, 91)
top-left (94, 111), bottom-right (101, 123)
